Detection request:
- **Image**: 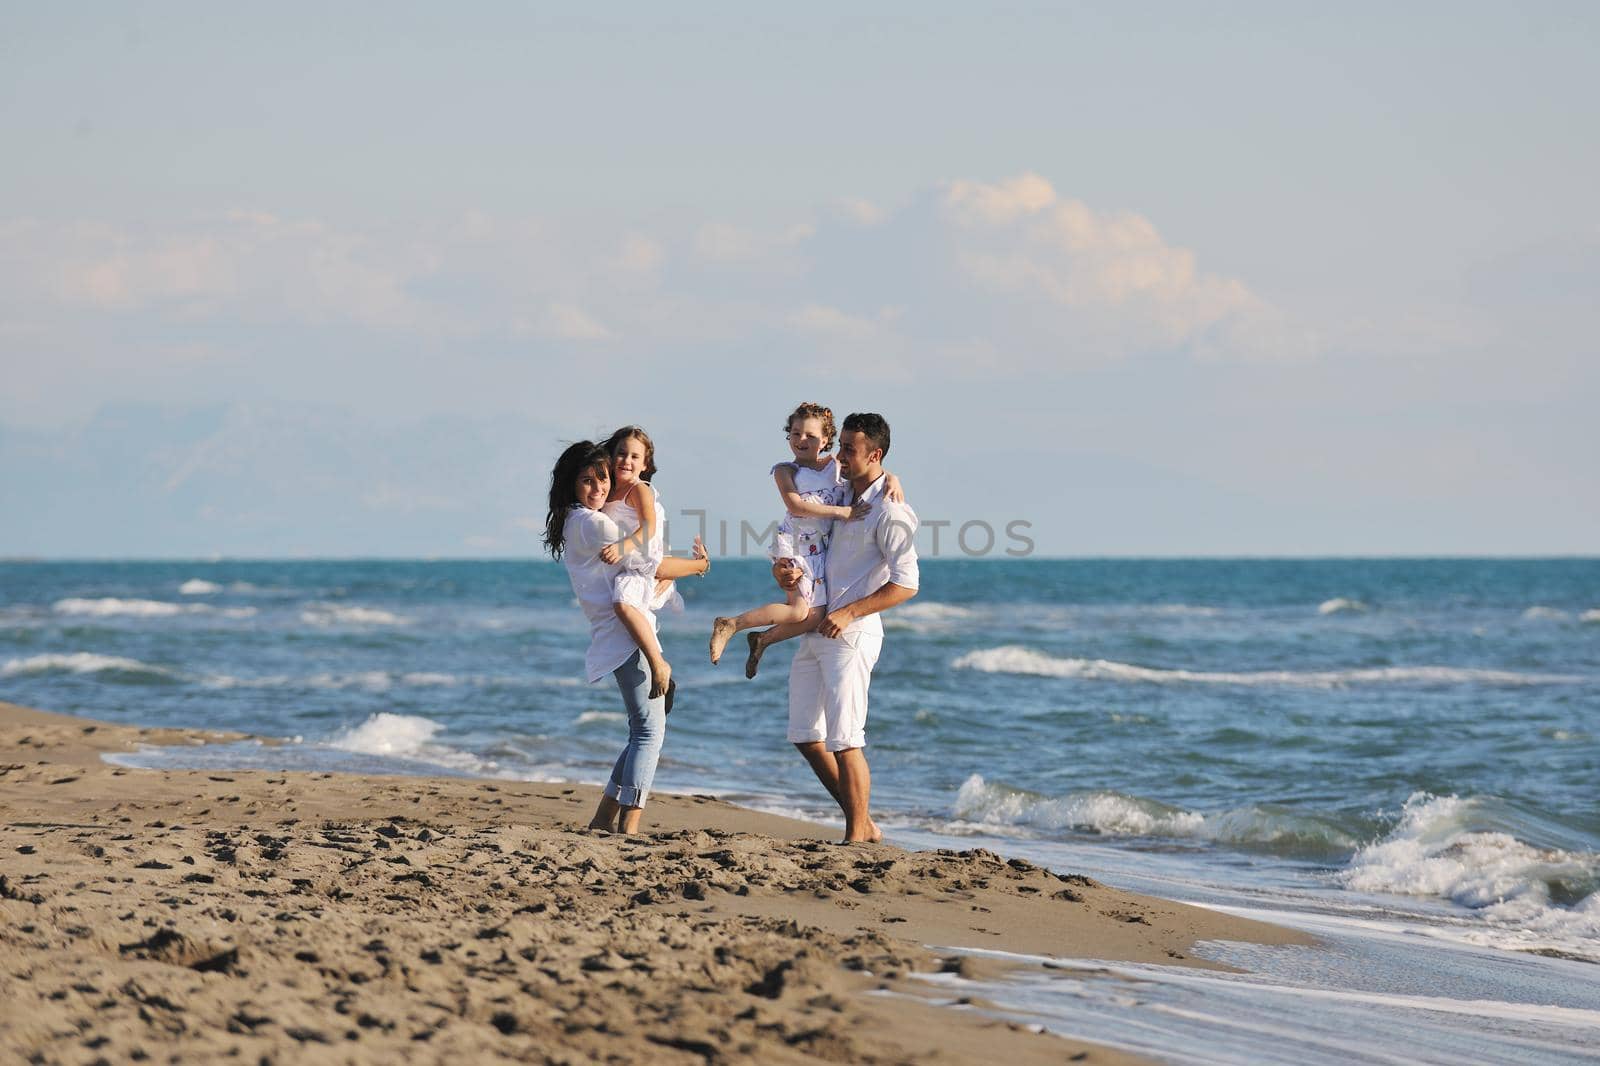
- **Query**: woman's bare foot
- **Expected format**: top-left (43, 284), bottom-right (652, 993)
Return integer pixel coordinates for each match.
top-left (709, 617), bottom-right (738, 663)
top-left (647, 655), bottom-right (673, 700)
top-left (745, 631), bottom-right (767, 679)
top-left (692, 535), bottom-right (710, 574)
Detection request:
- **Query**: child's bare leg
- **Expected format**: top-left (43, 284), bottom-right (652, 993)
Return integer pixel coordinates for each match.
top-left (711, 595), bottom-right (810, 663)
top-left (746, 606), bottom-right (825, 679)
top-left (614, 601), bottom-right (672, 698)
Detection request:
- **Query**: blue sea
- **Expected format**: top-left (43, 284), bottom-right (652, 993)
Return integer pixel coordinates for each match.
top-left (3, 558), bottom-right (1598, 1063)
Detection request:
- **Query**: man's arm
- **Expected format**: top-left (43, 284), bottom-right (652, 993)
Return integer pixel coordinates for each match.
top-left (817, 582), bottom-right (916, 638)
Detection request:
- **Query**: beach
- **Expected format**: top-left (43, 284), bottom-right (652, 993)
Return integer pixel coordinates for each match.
top-left (0, 700), bottom-right (1307, 1064)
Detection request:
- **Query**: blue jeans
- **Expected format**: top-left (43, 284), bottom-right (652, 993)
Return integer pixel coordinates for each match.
top-left (603, 650), bottom-right (667, 807)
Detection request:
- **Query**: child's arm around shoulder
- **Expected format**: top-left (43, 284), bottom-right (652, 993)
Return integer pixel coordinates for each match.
top-left (882, 470), bottom-right (908, 505)
top-left (774, 464), bottom-right (852, 520)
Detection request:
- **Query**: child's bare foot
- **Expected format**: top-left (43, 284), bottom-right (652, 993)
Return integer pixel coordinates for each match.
top-left (745, 631), bottom-right (767, 679)
top-left (709, 617), bottom-right (737, 664)
top-left (647, 656), bottom-right (673, 700)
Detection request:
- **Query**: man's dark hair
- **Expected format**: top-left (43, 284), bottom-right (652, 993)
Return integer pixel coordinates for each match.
top-left (841, 412), bottom-right (891, 459)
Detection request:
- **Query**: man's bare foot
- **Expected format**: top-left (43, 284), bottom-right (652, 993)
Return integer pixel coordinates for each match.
top-left (745, 631), bottom-right (767, 679)
top-left (709, 617), bottom-right (737, 664)
top-left (841, 822), bottom-right (883, 845)
top-left (647, 656), bottom-right (673, 700)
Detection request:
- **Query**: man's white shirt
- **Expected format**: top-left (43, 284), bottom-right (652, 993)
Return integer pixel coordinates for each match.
top-left (823, 472), bottom-right (920, 637)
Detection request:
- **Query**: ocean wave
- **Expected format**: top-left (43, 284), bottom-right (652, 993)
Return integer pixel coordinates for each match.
top-left (1341, 793), bottom-right (1600, 956)
top-left (204, 670), bottom-right (465, 691)
top-left (1145, 604), bottom-right (1223, 617)
top-left (574, 710), bottom-right (626, 726)
top-left (884, 601), bottom-right (981, 631)
top-left (0, 652), bottom-right (179, 681)
top-left (179, 579), bottom-right (221, 595)
top-left (50, 597), bottom-right (255, 620)
top-left (1318, 598), bottom-right (1368, 615)
top-left (55, 597), bottom-right (188, 617)
top-left (1522, 606), bottom-right (1571, 621)
top-left (951, 775), bottom-right (1358, 854)
top-left (951, 646), bottom-right (1586, 687)
top-left (896, 602), bottom-right (979, 622)
top-left (299, 603), bottom-right (408, 626)
top-left (327, 712), bottom-right (487, 774)
top-left (1580, 609), bottom-right (1600, 624)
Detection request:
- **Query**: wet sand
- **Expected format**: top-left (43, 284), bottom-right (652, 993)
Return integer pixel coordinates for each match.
top-left (0, 701), bottom-right (1309, 1063)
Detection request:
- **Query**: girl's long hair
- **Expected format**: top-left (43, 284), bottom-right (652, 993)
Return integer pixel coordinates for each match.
top-left (544, 441), bottom-right (612, 559)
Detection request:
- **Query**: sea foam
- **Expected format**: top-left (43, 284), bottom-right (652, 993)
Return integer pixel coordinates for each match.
top-left (1318, 598), bottom-right (1368, 615)
top-left (179, 579), bottom-right (221, 595)
top-left (951, 645), bottom-right (1585, 687)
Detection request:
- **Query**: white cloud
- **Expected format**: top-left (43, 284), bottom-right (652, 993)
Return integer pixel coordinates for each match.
top-left (616, 235), bottom-right (664, 273)
top-left (944, 172), bottom-right (1057, 225)
top-left (938, 173), bottom-right (1315, 362)
top-left (787, 303), bottom-right (903, 340)
top-left (836, 197), bottom-right (887, 226)
top-left (540, 302), bottom-right (613, 341)
top-left (691, 221), bottom-right (814, 264)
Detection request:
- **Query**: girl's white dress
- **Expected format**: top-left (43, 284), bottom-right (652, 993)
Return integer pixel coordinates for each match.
top-left (602, 486), bottom-right (684, 614)
top-left (770, 457), bottom-right (849, 610)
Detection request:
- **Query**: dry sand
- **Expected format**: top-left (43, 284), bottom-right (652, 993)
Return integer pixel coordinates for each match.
top-left (0, 701), bottom-right (1310, 1064)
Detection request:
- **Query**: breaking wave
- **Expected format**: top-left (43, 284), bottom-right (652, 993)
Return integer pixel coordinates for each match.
top-left (51, 597), bottom-right (255, 619)
top-left (951, 775), bottom-right (1358, 856)
top-left (327, 712), bottom-right (486, 774)
top-left (951, 646), bottom-right (1585, 687)
top-left (1341, 793), bottom-right (1600, 959)
top-left (0, 652), bottom-right (180, 682)
top-left (1318, 598), bottom-right (1368, 615)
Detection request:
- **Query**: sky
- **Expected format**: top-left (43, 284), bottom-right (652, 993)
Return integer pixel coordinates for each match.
top-left (2, 3), bottom-right (1596, 557)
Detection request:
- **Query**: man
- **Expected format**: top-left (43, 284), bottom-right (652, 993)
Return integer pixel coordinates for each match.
top-left (777, 412), bottom-right (919, 843)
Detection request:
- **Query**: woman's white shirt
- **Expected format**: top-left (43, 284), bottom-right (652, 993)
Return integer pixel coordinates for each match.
top-left (562, 507), bottom-right (656, 682)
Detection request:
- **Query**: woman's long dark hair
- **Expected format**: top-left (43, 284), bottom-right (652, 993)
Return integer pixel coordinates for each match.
top-left (544, 441), bottom-right (612, 559)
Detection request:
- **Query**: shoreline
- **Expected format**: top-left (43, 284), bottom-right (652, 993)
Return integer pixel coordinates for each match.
top-left (0, 701), bottom-right (1310, 1063)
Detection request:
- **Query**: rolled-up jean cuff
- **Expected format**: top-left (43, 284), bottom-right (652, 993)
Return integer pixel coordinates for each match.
top-left (605, 781), bottom-right (648, 807)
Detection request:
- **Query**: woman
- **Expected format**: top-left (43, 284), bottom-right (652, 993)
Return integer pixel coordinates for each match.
top-left (542, 439), bottom-right (708, 833)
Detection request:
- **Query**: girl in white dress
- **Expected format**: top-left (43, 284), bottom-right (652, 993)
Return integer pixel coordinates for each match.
top-left (597, 425), bottom-right (698, 706)
top-left (709, 403), bottom-right (903, 678)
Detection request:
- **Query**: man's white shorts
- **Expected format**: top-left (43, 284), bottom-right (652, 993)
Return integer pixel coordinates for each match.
top-left (787, 628), bottom-right (883, 752)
